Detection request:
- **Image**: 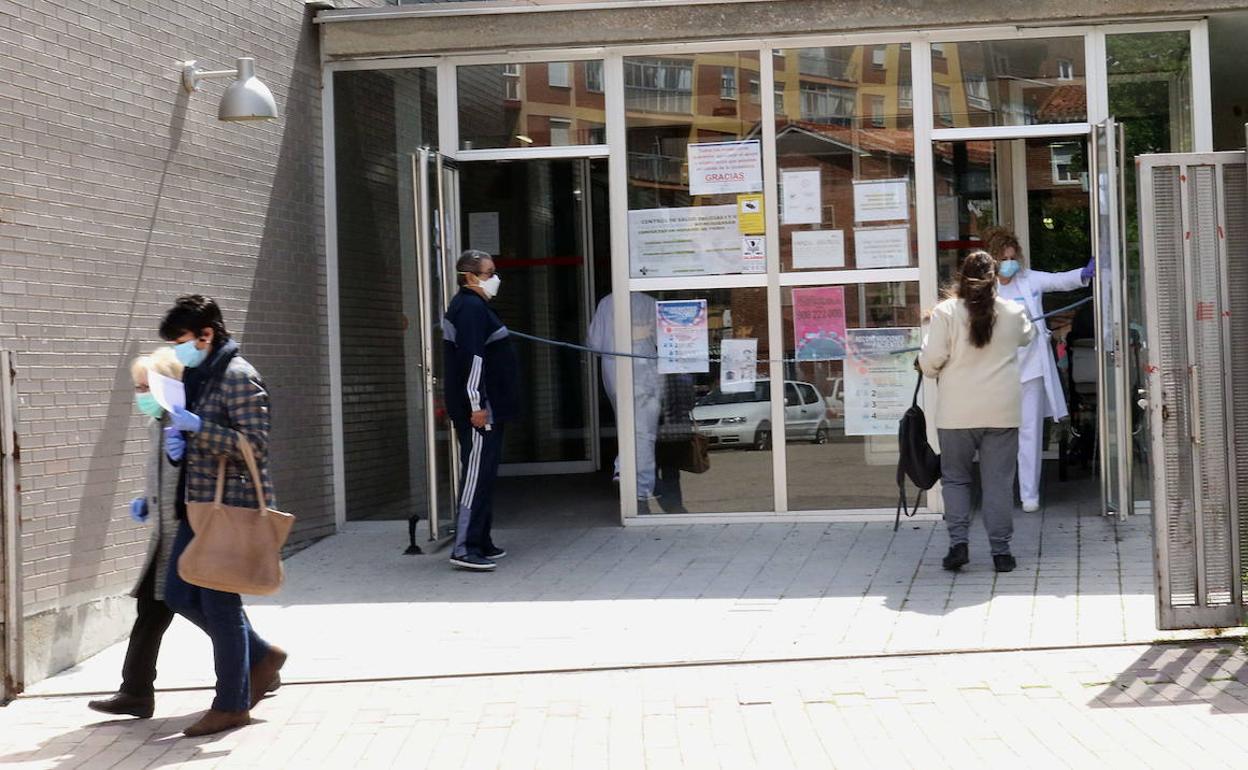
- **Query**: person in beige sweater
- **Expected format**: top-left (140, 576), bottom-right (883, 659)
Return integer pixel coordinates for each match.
top-left (919, 251), bottom-right (1034, 573)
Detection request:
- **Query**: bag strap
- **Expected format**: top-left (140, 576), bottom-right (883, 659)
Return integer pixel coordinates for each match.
top-left (911, 371), bottom-right (923, 407)
top-left (235, 434), bottom-right (269, 513)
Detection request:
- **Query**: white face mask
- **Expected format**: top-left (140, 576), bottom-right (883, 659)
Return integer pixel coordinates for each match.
top-left (478, 274), bottom-right (501, 299)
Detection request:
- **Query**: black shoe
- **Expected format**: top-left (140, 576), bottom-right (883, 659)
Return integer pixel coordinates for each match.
top-left (449, 553), bottom-right (496, 571)
top-left (482, 545), bottom-right (507, 560)
top-left (942, 543), bottom-right (969, 571)
top-left (88, 692), bottom-right (154, 719)
top-left (993, 554), bottom-right (1017, 573)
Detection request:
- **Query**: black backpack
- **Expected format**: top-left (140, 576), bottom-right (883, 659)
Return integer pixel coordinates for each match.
top-left (895, 372), bottom-right (941, 531)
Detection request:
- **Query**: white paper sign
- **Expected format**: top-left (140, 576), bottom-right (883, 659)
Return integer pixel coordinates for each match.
top-left (853, 178), bottom-right (910, 223)
top-left (147, 370), bottom-right (185, 413)
top-left (791, 229), bottom-right (845, 270)
top-left (844, 328), bottom-right (920, 436)
top-left (687, 140), bottom-right (763, 196)
top-left (628, 205), bottom-right (741, 277)
top-left (720, 338), bottom-right (758, 393)
top-left (854, 226), bottom-right (911, 269)
top-left (741, 235), bottom-right (766, 274)
top-left (781, 168), bottom-right (822, 225)
top-left (468, 212), bottom-right (500, 255)
top-left (656, 299), bottom-right (710, 374)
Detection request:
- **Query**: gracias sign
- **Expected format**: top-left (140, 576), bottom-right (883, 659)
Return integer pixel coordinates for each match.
top-left (687, 140), bottom-right (763, 196)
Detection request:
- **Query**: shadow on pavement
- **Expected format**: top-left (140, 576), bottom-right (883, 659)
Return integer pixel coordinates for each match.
top-left (1087, 641), bottom-right (1248, 714)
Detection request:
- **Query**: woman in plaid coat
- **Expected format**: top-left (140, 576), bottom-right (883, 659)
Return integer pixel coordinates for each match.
top-left (158, 295), bottom-right (287, 738)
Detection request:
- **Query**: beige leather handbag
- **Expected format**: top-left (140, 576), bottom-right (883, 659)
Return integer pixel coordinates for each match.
top-left (178, 434), bottom-right (295, 595)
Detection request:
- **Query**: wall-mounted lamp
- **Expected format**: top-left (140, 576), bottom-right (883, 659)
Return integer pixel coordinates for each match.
top-left (180, 57), bottom-right (279, 122)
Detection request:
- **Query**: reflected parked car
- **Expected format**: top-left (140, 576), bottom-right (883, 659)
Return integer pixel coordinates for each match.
top-left (692, 380), bottom-right (830, 450)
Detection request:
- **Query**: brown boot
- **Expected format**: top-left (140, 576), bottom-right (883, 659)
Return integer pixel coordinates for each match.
top-left (249, 646), bottom-right (287, 709)
top-left (183, 709), bottom-right (250, 737)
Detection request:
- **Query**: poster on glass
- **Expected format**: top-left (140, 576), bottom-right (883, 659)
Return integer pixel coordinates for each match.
top-left (844, 327), bottom-right (921, 435)
top-left (792, 287), bottom-right (848, 361)
top-left (656, 299), bottom-right (710, 374)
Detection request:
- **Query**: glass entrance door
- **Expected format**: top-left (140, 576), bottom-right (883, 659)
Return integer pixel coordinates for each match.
top-left (1091, 119), bottom-right (1134, 517)
top-left (412, 149), bottom-right (462, 543)
top-left (457, 158), bottom-right (602, 475)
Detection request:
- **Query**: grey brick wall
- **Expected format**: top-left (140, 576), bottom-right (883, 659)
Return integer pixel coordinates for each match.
top-left (0, 0), bottom-right (371, 683)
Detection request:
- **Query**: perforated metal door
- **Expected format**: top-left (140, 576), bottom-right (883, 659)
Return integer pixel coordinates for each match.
top-left (1138, 152), bottom-right (1246, 630)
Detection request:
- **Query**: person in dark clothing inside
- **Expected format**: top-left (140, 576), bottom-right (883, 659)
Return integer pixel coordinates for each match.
top-left (158, 295), bottom-right (286, 737)
top-left (443, 250), bottom-right (521, 571)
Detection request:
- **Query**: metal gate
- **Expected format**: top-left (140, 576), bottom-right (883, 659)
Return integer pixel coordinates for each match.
top-left (1138, 152), bottom-right (1248, 630)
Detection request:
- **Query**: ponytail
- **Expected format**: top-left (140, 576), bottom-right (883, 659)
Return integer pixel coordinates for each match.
top-left (956, 251), bottom-right (998, 348)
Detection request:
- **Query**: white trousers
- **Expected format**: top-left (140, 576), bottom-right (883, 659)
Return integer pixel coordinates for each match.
top-left (605, 386), bottom-right (660, 498)
top-left (1018, 377), bottom-right (1047, 505)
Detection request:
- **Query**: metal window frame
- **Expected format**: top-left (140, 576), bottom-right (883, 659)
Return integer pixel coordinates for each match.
top-left (319, 17), bottom-right (1213, 525)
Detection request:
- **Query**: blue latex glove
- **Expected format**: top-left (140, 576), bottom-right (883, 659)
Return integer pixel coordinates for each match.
top-left (169, 407), bottom-right (202, 433)
top-left (129, 497), bottom-right (148, 523)
top-left (1080, 258), bottom-right (1095, 283)
top-left (164, 426), bottom-right (186, 462)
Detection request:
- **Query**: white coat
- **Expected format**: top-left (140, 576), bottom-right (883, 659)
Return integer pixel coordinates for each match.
top-left (996, 267), bottom-right (1088, 420)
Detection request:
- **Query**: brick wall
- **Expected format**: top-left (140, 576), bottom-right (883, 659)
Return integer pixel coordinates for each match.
top-left (0, 0), bottom-right (370, 683)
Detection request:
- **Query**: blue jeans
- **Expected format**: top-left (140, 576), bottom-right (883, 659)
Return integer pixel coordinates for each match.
top-left (165, 520), bottom-right (271, 712)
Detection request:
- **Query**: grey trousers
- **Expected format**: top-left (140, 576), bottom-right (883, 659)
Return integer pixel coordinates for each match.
top-left (937, 427), bottom-right (1019, 556)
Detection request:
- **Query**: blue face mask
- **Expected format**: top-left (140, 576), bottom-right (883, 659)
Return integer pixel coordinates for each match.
top-left (174, 339), bottom-right (208, 368)
top-left (998, 259), bottom-right (1021, 279)
top-left (135, 392), bottom-right (163, 420)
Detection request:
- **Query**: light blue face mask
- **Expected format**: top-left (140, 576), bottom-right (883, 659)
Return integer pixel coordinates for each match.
top-left (174, 339), bottom-right (208, 368)
top-left (998, 259), bottom-right (1021, 279)
top-left (135, 392), bottom-right (163, 420)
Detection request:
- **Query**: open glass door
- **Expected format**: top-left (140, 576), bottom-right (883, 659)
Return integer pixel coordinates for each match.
top-left (1091, 119), bottom-right (1134, 517)
top-left (412, 149), bottom-right (462, 545)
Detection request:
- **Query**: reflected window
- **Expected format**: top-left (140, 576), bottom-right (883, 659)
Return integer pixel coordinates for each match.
top-left (777, 44), bottom-right (917, 273)
top-left (625, 52), bottom-right (763, 278)
top-left (932, 37), bottom-right (1087, 127)
top-left (1050, 141), bottom-right (1081, 185)
top-left (458, 60), bottom-right (606, 149)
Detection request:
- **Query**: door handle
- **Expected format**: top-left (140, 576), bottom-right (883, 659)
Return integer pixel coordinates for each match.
top-left (1188, 364), bottom-right (1201, 444)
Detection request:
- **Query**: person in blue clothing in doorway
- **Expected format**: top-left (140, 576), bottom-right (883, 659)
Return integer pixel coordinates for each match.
top-left (442, 250), bottom-right (522, 571)
top-left (983, 227), bottom-right (1094, 513)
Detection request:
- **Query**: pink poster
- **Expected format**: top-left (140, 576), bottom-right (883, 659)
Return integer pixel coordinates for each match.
top-left (792, 286), bottom-right (847, 361)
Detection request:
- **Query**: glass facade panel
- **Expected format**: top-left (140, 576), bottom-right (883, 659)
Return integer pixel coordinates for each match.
top-left (932, 37), bottom-right (1087, 127)
top-left (783, 282), bottom-right (921, 511)
top-left (625, 52), bottom-right (763, 278)
top-left (332, 68), bottom-right (438, 521)
top-left (776, 45), bottom-right (916, 273)
top-left (636, 287), bottom-right (774, 514)
top-left (1107, 30), bottom-right (1194, 505)
top-left (458, 61), bottom-right (607, 149)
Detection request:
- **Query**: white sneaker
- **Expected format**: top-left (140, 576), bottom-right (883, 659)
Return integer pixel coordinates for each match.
top-left (1022, 501), bottom-right (1040, 513)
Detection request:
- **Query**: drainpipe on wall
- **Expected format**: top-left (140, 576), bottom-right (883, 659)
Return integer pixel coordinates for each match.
top-left (0, 350), bottom-right (23, 703)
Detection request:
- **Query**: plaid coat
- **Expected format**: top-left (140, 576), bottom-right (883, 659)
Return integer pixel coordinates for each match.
top-left (185, 355), bottom-right (275, 510)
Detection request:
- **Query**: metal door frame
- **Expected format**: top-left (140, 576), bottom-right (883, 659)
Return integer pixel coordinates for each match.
top-left (1090, 118), bottom-right (1134, 518)
top-left (1138, 151), bottom-right (1245, 630)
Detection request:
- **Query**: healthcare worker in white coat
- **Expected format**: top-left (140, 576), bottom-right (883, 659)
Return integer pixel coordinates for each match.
top-left (986, 229), bottom-right (1094, 512)
top-left (587, 292), bottom-right (660, 500)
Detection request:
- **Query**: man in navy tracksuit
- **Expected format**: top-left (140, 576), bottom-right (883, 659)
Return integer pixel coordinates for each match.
top-left (442, 250), bottom-right (521, 571)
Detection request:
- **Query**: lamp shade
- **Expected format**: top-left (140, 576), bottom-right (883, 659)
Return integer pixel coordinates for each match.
top-left (218, 58), bottom-right (279, 122)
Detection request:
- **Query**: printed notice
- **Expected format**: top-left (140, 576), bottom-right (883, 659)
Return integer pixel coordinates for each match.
top-left (468, 211), bottom-right (501, 255)
top-left (628, 205), bottom-right (741, 277)
top-left (147, 370), bottom-right (185, 413)
top-left (781, 168), bottom-right (822, 225)
top-left (741, 235), bottom-right (766, 274)
top-left (687, 140), bottom-right (763, 196)
top-left (853, 178), bottom-right (910, 223)
top-left (854, 226), bottom-right (911, 269)
top-left (720, 338), bottom-right (758, 393)
top-left (791, 229), bottom-right (845, 270)
top-left (844, 327), bottom-right (921, 436)
top-left (792, 286), bottom-right (848, 362)
top-left (656, 299), bottom-right (710, 374)
top-left (737, 194), bottom-right (765, 234)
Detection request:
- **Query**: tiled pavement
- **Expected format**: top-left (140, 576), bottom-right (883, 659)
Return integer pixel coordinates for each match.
top-left (3, 642), bottom-right (1248, 768)
top-left (6, 498), bottom-right (1247, 767)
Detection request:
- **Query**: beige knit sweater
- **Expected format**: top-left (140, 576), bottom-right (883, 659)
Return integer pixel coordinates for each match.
top-left (919, 296), bottom-right (1035, 429)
